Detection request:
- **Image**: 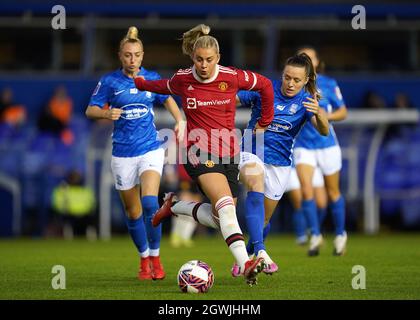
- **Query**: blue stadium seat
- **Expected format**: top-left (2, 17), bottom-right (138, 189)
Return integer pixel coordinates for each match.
top-left (0, 148), bottom-right (22, 177)
top-left (401, 199), bottom-right (420, 227)
top-left (380, 199), bottom-right (402, 217)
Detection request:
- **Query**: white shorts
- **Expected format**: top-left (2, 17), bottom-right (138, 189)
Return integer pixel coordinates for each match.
top-left (293, 145), bottom-right (342, 176)
top-left (239, 152), bottom-right (291, 201)
top-left (285, 167), bottom-right (324, 192)
top-left (111, 148), bottom-right (164, 190)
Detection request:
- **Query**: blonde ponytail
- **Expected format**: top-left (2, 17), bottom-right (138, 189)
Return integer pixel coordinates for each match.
top-left (182, 24), bottom-right (219, 57)
top-left (120, 26), bottom-right (143, 51)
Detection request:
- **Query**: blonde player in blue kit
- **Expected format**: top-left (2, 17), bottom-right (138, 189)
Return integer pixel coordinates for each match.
top-left (291, 46), bottom-right (348, 256)
top-left (85, 26), bottom-right (183, 280)
top-left (230, 53), bottom-right (330, 276)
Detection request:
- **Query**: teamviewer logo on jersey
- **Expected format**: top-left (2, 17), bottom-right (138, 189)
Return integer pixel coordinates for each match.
top-left (187, 97), bottom-right (197, 109)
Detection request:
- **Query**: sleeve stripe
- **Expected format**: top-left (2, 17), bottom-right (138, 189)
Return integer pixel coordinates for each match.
top-left (166, 80), bottom-right (174, 94)
top-left (249, 72), bottom-right (257, 90)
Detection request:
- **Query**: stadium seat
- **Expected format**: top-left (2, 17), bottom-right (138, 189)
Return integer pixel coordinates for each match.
top-left (401, 199), bottom-right (420, 227)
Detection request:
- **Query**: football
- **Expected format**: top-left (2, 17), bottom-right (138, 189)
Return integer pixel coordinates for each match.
top-left (177, 260), bottom-right (214, 293)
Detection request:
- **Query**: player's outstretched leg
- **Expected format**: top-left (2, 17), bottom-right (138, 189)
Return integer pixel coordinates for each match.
top-left (152, 192), bottom-right (177, 227)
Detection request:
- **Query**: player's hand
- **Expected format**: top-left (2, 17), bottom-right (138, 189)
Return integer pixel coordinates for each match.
top-left (303, 97), bottom-right (320, 115)
top-left (253, 122), bottom-right (268, 134)
top-left (174, 120), bottom-right (186, 143)
top-left (106, 108), bottom-right (123, 121)
top-left (134, 76), bottom-right (145, 90)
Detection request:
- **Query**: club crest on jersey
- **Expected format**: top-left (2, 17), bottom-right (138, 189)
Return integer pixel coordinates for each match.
top-left (120, 103), bottom-right (149, 120)
top-left (204, 160), bottom-right (215, 168)
top-left (187, 98), bottom-right (197, 109)
top-left (218, 82), bottom-right (228, 91)
top-left (130, 88), bottom-right (138, 94)
top-left (289, 104), bottom-right (298, 114)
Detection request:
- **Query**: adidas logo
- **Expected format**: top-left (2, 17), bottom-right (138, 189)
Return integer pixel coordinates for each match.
top-left (187, 85), bottom-right (194, 91)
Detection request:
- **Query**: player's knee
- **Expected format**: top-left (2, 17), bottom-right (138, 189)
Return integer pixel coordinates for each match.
top-left (301, 185), bottom-right (314, 200)
top-left (327, 188), bottom-right (341, 202)
top-left (125, 205), bottom-right (142, 219)
top-left (244, 175), bottom-right (264, 192)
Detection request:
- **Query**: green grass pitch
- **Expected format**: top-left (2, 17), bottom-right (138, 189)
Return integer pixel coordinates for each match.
top-left (1, 233), bottom-right (420, 300)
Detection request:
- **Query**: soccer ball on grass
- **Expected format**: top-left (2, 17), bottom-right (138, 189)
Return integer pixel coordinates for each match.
top-left (177, 260), bottom-right (214, 293)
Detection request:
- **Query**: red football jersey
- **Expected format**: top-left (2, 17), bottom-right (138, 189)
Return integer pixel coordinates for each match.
top-left (134, 64), bottom-right (274, 158)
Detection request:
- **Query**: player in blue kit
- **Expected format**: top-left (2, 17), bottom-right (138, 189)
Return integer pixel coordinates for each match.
top-left (291, 46), bottom-right (348, 256)
top-left (231, 53), bottom-right (330, 276)
top-left (285, 165), bottom-right (326, 245)
top-left (85, 26), bottom-right (184, 280)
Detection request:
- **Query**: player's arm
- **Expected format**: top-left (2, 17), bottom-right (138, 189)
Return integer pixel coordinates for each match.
top-left (237, 70), bottom-right (274, 128)
top-left (85, 78), bottom-right (122, 121)
top-left (304, 97), bottom-right (329, 136)
top-left (134, 76), bottom-right (173, 95)
top-left (85, 105), bottom-right (122, 121)
top-left (327, 104), bottom-right (347, 122)
top-left (163, 96), bottom-right (186, 142)
top-left (327, 82), bottom-right (347, 122)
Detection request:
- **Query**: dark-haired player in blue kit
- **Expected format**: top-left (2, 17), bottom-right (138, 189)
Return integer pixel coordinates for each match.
top-left (290, 46), bottom-right (348, 257)
top-left (231, 53), bottom-right (330, 276)
top-left (85, 26), bottom-right (183, 280)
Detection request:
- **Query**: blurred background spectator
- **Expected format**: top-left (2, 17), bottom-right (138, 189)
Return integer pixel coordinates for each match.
top-left (37, 85), bottom-right (74, 145)
top-left (0, 87), bottom-right (26, 127)
top-left (392, 92), bottom-right (415, 110)
top-left (50, 170), bottom-right (96, 240)
top-left (362, 90), bottom-right (388, 109)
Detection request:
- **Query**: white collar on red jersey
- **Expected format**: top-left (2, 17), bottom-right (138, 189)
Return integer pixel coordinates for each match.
top-left (192, 64), bottom-right (220, 83)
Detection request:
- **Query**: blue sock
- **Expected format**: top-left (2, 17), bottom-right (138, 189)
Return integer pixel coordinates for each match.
top-left (293, 208), bottom-right (307, 238)
top-left (245, 191), bottom-right (265, 256)
top-left (125, 216), bottom-right (148, 254)
top-left (330, 196), bottom-right (346, 236)
top-left (317, 207), bottom-right (328, 229)
top-left (247, 221), bottom-right (271, 255)
top-left (263, 222), bottom-right (271, 241)
top-left (246, 239), bottom-right (254, 255)
top-left (302, 199), bottom-right (320, 236)
top-left (141, 196), bottom-right (161, 250)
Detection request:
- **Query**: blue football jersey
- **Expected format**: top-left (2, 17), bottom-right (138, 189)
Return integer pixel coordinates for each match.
top-left (294, 74), bottom-right (346, 149)
top-left (239, 79), bottom-right (314, 166)
top-left (89, 67), bottom-right (169, 157)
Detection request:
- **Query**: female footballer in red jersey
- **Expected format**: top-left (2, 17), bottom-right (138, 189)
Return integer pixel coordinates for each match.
top-left (134, 24), bottom-right (274, 286)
